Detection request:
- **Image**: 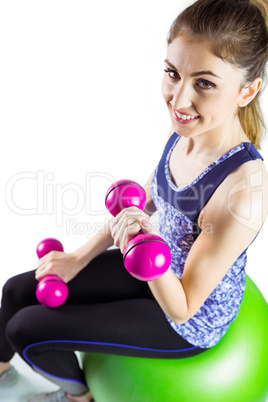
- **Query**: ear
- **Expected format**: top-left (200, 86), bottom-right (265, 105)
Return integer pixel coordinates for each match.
top-left (237, 78), bottom-right (262, 107)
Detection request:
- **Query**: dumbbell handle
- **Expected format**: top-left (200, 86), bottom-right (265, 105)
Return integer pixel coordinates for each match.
top-left (105, 180), bottom-right (171, 281)
top-left (36, 238), bottom-right (69, 307)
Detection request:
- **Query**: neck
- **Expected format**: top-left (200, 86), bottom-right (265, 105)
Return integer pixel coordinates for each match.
top-left (181, 117), bottom-right (248, 159)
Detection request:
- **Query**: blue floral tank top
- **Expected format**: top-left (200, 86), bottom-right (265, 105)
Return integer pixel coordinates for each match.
top-left (151, 133), bottom-right (263, 348)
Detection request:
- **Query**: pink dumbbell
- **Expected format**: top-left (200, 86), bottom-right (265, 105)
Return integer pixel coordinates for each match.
top-left (105, 180), bottom-right (171, 281)
top-left (36, 238), bottom-right (69, 308)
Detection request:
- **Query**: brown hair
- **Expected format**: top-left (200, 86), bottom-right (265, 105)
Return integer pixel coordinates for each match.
top-left (167, 0), bottom-right (268, 148)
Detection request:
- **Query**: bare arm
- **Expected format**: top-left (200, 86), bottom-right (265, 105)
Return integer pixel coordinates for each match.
top-left (37, 127), bottom-right (175, 283)
top-left (36, 166), bottom-right (159, 283)
top-left (112, 159), bottom-right (268, 323)
top-left (71, 161), bottom-right (160, 276)
top-left (72, 219), bottom-right (115, 270)
top-left (36, 218), bottom-right (115, 283)
top-left (148, 160), bottom-right (268, 324)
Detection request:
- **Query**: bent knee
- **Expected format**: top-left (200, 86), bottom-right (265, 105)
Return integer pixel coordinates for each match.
top-left (2, 271), bottom-right (37, 307)
top-left (6, 306), bottom-right (42, 352)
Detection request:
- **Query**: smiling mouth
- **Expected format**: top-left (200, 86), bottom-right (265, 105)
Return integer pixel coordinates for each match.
top-left (173, 109), bottom-right (200, 124)
top-left (175, 111), bottom-right (199, 120)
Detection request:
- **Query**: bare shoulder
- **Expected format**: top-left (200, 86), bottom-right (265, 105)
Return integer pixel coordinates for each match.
top-left (229, 158), bottom-right (268, 197)
top-left (199, 158), bottom-right (268, 233)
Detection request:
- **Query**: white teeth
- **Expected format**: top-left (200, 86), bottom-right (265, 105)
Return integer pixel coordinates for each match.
top-left (175, 111), bottom-right (198, 120)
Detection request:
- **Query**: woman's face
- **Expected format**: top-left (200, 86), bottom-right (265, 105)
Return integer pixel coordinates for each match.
top-left (162, 36), bottom-right (245, 139)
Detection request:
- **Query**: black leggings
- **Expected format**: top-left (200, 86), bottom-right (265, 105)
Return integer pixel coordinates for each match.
top-left (0, 249), bottom-right (206, 396)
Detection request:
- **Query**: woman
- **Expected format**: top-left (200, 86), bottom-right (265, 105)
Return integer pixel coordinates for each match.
top-left (1, 0), bottom-right (267, 401)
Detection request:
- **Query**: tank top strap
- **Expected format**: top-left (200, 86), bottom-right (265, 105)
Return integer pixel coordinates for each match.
top-left (156, 132), bottom-right (180, 193)
top-left (156, 132), bottom-right (264, 228)
top-left (189, 141), bottom-right (263, 224)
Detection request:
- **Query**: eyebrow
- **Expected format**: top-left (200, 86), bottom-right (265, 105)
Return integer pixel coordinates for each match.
top-left (164, 59), bottom-right (222, 80)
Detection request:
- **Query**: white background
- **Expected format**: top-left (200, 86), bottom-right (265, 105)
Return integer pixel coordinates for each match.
top-left (0, 0), bottom-right (267, 302)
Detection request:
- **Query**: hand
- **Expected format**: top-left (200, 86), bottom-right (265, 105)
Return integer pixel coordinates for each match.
top-left (35, 251), bottom-right (81, 283)
top-left (110, 206), bottom-right (155, 253)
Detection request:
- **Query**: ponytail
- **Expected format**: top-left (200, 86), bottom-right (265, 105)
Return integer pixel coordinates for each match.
top-left (246, 0), bottom-right (268, 148)
top-left (238, 97), bottom-right (265, 149)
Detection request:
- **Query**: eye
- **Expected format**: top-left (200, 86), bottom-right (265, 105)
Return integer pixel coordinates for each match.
top-left (164, 68), bottom-right (180, 80)
top-left (196, 79), bottom-right (215, 90)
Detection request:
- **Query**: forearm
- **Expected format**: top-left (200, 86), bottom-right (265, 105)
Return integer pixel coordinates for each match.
top-left (148, 269), bottom-right (188, 324)
top-left (73, 218), bottom-right (114, 272)
top-left (35, 219), bottom-right (115, 283)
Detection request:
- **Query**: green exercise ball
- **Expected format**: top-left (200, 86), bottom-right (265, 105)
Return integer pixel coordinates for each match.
top-left (82, 276), bottom-right (268, 402)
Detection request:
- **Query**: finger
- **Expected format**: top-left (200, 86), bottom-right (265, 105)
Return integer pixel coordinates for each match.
top-left (35, 256), bottom-right (48, 275)
top-left (110, 208), bottom-right (150, 239)
top-left (35, 252), bottom-right (58, 279)
top-left (113, 215), bottom-right (137, 241)
top-left (116, 208), bottom-right (149, 234)
top-left (35, 260), bottom-right (53, 279)
top-left (35, 265), bottom-right (47, 280)
top-left (120, 221), bottom-right (142, 253)
top-left (110, 207), bottom-right (129, 229)
top-left (111, 206), bottom-right (147, 228)
top-left (114, 211), bottom-right (151, 246)
top-left (140, 218), bottom-right (152, 232)
top-left (116, 217), bottom-right (154, 251)
top-left (36, 263), bottom-right (57, 280)
top-left (113, 212), bottom-right (148, 246)
top-left (113, 215), bottom-right (137, 248)
top-left (110, 209), bottom-right (133, 238)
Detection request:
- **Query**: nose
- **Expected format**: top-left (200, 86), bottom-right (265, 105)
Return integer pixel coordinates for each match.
top-left (170, 82), bottom-right (193, 110)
